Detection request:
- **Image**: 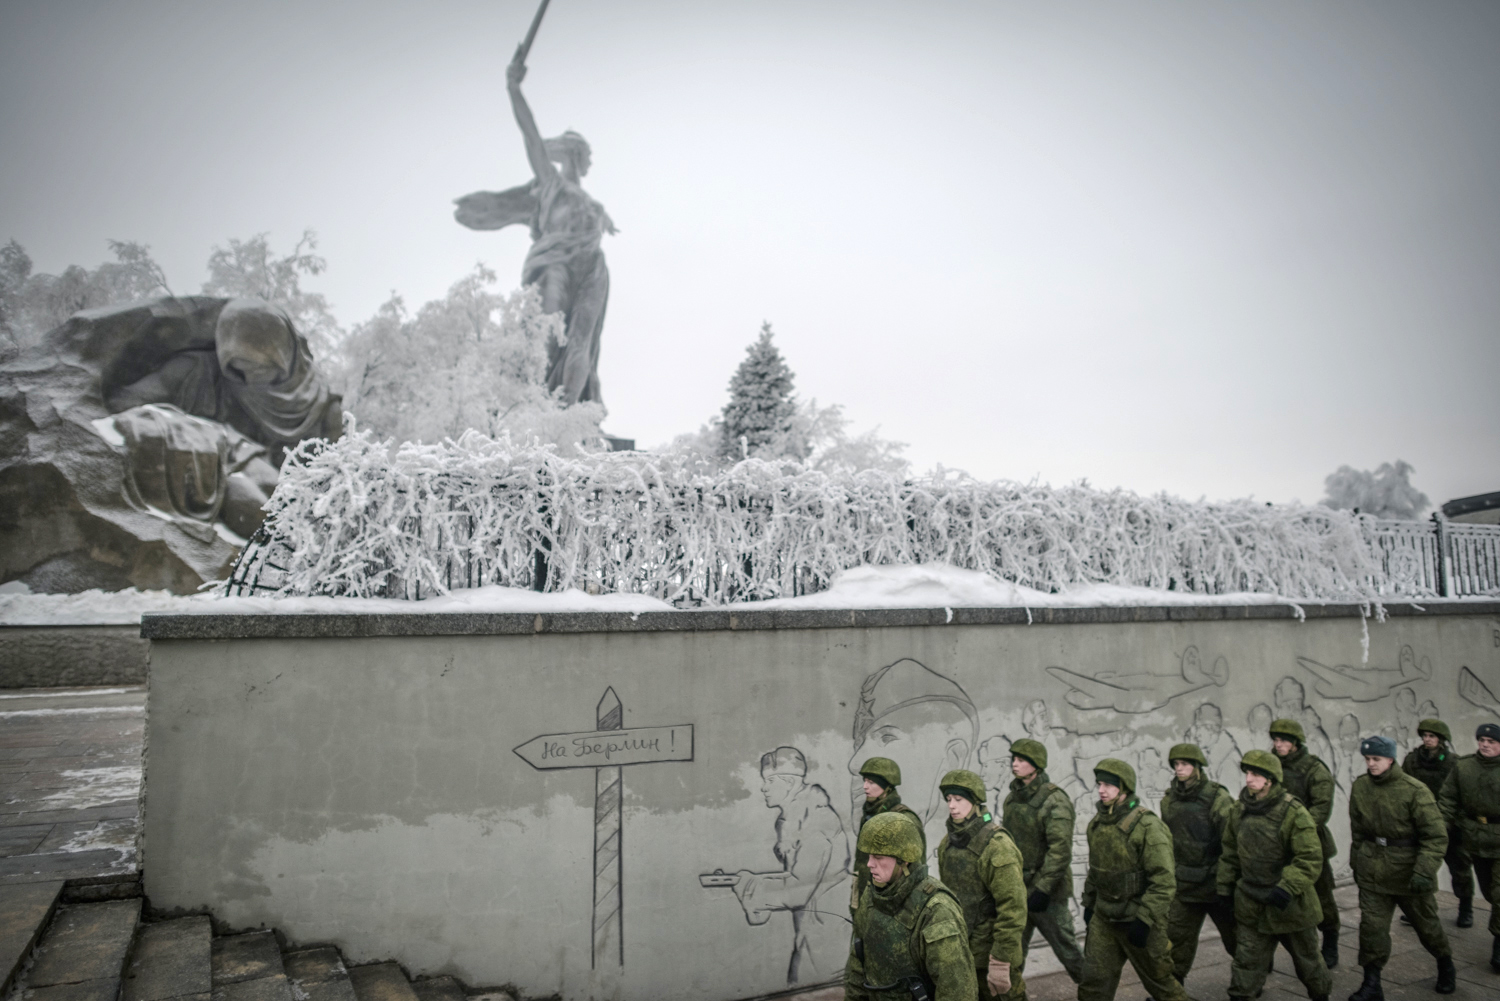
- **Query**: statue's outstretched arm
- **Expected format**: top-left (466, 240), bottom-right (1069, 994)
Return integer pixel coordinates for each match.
top-left (507, 48), bottom-right (556, 183)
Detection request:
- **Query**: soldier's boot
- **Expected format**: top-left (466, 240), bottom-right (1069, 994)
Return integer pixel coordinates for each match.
top-left (1436, 956), bottom-right (1456, 995)
top-left (1456, 897), bottom-right (1473, 929)
top-left (1347, 966), bottom-right (1382, 1001)
top-left (1322, 927), bottom-right (1340, 970)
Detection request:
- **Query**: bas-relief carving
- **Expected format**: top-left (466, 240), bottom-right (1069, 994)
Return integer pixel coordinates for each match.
top-left (679, 631), bottom-right (1500, 983)
top-left (0, 296), bottom-right (341, 592)
top-left (700, 746), bottom-right (851, 985)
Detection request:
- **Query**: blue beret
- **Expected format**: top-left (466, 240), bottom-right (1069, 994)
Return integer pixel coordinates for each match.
top-left (1360, 735), bottom-right (1398, 760)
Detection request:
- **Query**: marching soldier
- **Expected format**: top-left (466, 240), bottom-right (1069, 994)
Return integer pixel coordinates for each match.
top-left (1271, 717), bottom-right (1342, 968)
top-left (1437, 721), bottom-right (1500, 974)
top-left (1403, 719), bottom-right (1474, 928)
top-left (1219, 749), bottom-right (1331, 1001)
top-left (1079, 758), bottom-right (1188, 1001)
top-left (935, 769), bottom-right (1027, 1001)
top-left (846, 811), bottom-right (976, 1001)
top-left (1001, 738), bottom-right (1085, 983)
top-left (854, 757), bottom-right (926, 905)
top-left (1161, 743), bottom-right (1237, 985)
top-left (1347, 734), bottom-right (1455, 1000)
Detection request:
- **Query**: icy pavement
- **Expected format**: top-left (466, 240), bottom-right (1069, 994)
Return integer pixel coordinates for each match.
top-left (0, 685), bottom-right (144, 888)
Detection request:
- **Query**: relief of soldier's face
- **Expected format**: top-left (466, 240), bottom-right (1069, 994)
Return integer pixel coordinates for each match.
top-left (848, 704), bottom-right (972, 828)
top-left (761, 772), bottom-right (799, 809)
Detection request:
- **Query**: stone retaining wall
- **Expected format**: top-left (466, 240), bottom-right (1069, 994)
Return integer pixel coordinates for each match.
top-left (140, 602), bottom-right (1500, 1001)
top-left (0, 626), bottom-right (149, 688)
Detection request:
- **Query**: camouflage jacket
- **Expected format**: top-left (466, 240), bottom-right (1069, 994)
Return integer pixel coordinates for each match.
top-left (937, 812), bottom-right (1026, 968)
top-left (1001, 770), bottom-right (1075, 898)
top-left (1349, 762), bottom-right (1447, 895)
top-left (1218, 782), bottom-right (1324, 934)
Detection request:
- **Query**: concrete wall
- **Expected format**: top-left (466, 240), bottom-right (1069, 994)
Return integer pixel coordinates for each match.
top-left (0, 625), bottom-right (149, 688)
top-left (140, 603), bottom-right (1500, 1000)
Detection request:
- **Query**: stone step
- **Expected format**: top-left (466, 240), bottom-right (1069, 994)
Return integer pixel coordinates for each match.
top-left (0, 880), bottom-right (64, 994)
top-left (23, 896), bottom-right (141, 1000)
top-left (212, 929), bottom-right (292, 1001)
top-left (348, 963), bottom-right (419, 1001)
top-left (122, 916), bottom-right (212, 1001)
top-left (284, 947), bottom-right (357, 1001)
top-left (409, 976), bottom-right (466, 1001)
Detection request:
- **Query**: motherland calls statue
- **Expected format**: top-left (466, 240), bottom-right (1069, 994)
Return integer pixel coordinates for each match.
top-left (0, 296), bottom-right (341, 593)
top-left (453, 1), bottom-right (614, 406)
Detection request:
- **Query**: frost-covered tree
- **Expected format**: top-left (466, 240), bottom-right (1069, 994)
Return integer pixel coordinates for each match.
top-left (1321, 459), bottom-right (1429, 520)
top-left (337, 266), bottom-right (602, 449)
top-left (796, 399), bottom-right (910, 476)
top-left (202, 230), bottom-right (340, 358)
top-left (719, 322), bottom-right (800, 460)
top-left (0, 239), bottom-right (172, 355)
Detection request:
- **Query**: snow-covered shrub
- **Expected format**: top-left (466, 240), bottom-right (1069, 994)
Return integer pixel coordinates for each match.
top-left (231, 427), bottom-right (1418, 606)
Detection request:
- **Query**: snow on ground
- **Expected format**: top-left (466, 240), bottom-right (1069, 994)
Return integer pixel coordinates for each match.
top-left (39, 766), bottom-right (142, 810)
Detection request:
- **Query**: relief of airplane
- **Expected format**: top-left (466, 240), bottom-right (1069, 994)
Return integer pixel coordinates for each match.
top-left (1293, 645), bottom-right (1432, 702)
top-left (1046, 645), bottom-right (1230, 713)
top-left (1458, 665), bottom-right (1500, 719)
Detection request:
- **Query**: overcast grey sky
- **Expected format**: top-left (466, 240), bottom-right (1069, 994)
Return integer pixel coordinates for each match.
top-left (3, 0), bottom-right (1496, 506)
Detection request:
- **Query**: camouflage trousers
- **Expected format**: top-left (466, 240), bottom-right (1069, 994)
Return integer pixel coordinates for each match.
top-left (1314, 857), bottom-right (1339, 932)
top-left (1166, 897), bottom-right (1237, 983)
top-left (1228, 924), bottom-right (1331, 1001)
top-left (1444, 826), bottom-right (1474, 900)
top-left (1019, 895), bottom-right (1084, 982)
top-left (1472, 857), bottom-right (1500, 936)
top-left (1078, 914), bottom-right (1188, 1001)
top-left (1357, 885), bottom-right (1450, 968)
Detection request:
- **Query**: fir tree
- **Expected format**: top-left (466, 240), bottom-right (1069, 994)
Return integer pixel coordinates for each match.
top-left (719, 322), bottom-right (799, 460)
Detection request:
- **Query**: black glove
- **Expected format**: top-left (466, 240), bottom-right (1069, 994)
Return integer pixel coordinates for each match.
top-left (1215, 893), bottom-right (1236, 914)
top-left (1267, 886), bottom-right (1292, 910)
top-left (1082, 906), bottom-right (1094, 926)
top-left (1026, 889), bottom-right (1050, 913)
top-left (1127, 919), bottom-right (1150, 948)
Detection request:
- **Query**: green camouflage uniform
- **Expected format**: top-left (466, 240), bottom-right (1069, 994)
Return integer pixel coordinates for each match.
top-left (1160, 761), bottom-right (1237, 983)
top-left (847, 822), bottom-right (976, 1001)
top-left (1079, 758), bottom-right (1188, 1001)
top-left (938, 809), bottom-right (1028, 1001)
top-left (1274, 724), bottom-right (1341, 954)
top-left (1218, 759), bottom-right (1331, 1001)
top-left (1002, 758), bottom-right (1084, 982)
top-left (854, 767), bottom-right (927, 907)
top-left (1438, 751), bottom-right (1500, 937)
top-left (1349, 761), bottom-right (1450, 967)
top-left (1403, 733), bottom-right (1474, 904)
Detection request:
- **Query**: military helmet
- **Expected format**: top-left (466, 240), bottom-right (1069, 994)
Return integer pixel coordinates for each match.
top-left (1269, 718), bottom-right (1306, 745)
top-left (1240, 749), bottom-right (1284, 784)
top-left (1094, 757), bottom-right (1137, 793)
top-left (859, 757), bottom-right (902, 789)
top-left (1416, 718), bottom-right (1451, 742)
top-left (1010, 738), bottom-right (1048, 770)
top-left (1168, 743), bottom-right (1207, 768)
top-left (939, 769), bottom-right (987, 805)
top-left (857, 810), bottom-right (925, 863)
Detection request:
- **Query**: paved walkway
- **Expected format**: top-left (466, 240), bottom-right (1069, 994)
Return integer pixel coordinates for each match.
top-left (0, 685), bottom-right (143, 889)
top-left (783, 883), bottom-right (1497, 1000)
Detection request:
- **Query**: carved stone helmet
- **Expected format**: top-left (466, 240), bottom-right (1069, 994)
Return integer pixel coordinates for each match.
top-left (1240, 749), bottom-right (1284, 784)
top-left (859, 756), bottom-right (902, 790)
top-left (939, 769), bottom-right (987, 806)
top-left (1168, 743), bottom-right (1208, 769)
top-left (1010, 738), bottom-right (1048, 771)
top-left (857, 812), bottom-right (925, 863)
top-left (1269, 718), bottom-right (1306, 746)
